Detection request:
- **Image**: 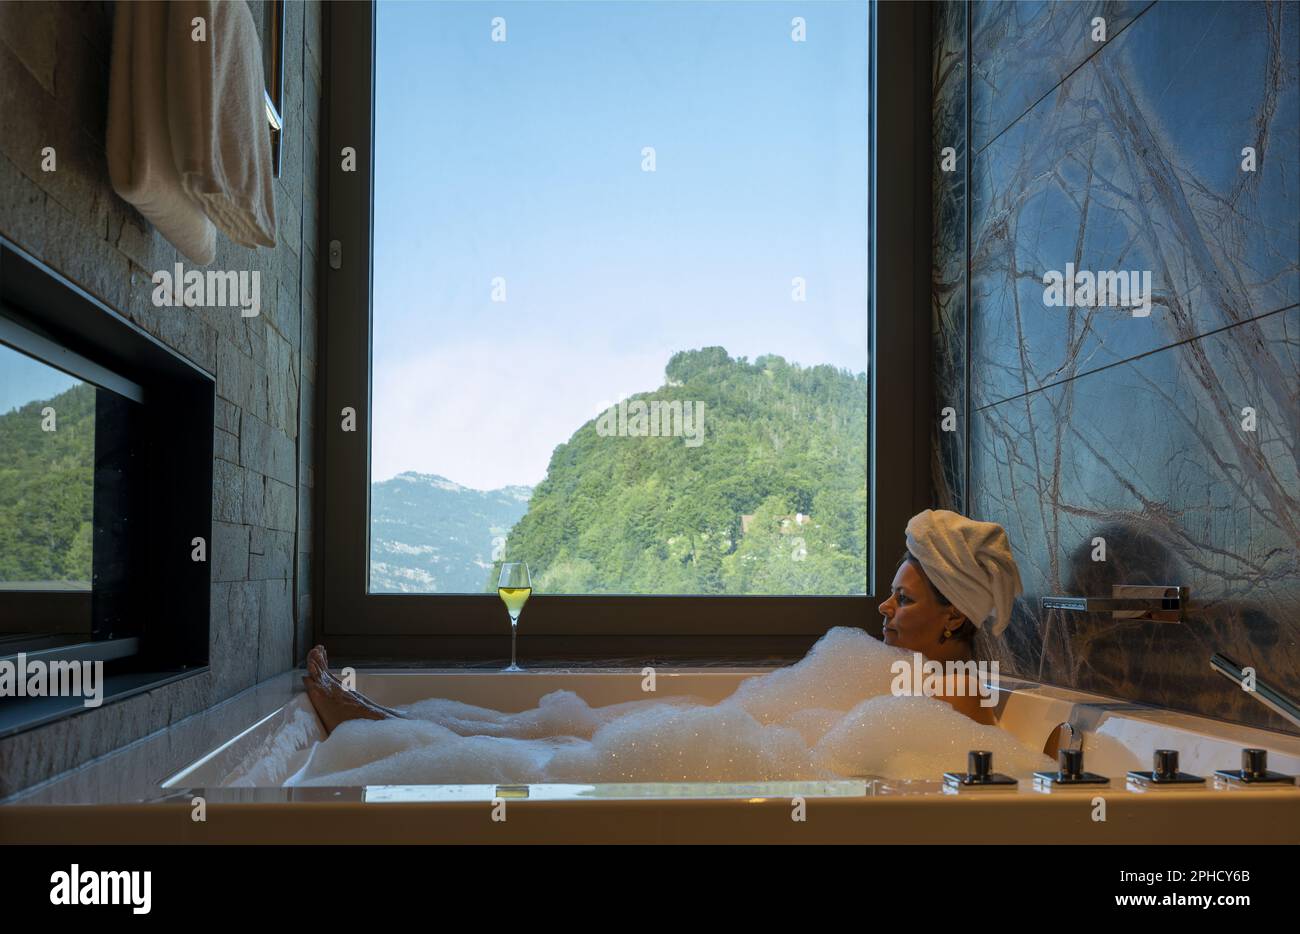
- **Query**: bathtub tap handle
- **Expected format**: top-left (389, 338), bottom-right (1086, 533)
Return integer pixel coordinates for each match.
top-left (1155, 749), bottom-right (1179, 779)
top-left (1033, 746), bottom-right (1108, 787)
top-left (1060, 748), bottom-right (1083, 776)
top-left (944, 750), bottom-right (1017, 789)
top-left (1213, 748), bottom-right (1296, 786)
top-left (1243, 748), bottom-right (1266, 779)
top-left (1127, 748), bottom-right (1205, 786)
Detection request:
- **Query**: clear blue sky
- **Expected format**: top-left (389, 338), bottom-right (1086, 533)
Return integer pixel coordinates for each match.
top-left (372, 0), bottom-right (870, 489)
top-left (0, 344), bottom-right (80, 415)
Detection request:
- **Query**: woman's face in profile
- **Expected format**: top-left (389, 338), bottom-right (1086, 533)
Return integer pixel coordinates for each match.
top-left (878, 560), bottom-right (950, 653)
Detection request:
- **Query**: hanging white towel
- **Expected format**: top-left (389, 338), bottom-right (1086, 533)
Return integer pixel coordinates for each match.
top-left (107, 0), bottom-right (217, 265)
top-left (167, 0), bottom-right (278, 249)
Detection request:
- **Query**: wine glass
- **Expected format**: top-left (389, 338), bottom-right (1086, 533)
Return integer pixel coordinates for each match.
top-left (497, 562), bottom-right (532, 672)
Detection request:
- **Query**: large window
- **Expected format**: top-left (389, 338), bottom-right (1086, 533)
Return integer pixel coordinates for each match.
top-left (369, 0), bottom-right (869, 597)
top-left (323, 0), bottom-right (930, 649)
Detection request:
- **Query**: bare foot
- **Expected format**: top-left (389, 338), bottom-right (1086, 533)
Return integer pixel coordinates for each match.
top-left (302, 645), bottom-right (398, 734)
top-left (310, 645), bottom-right (406, 718)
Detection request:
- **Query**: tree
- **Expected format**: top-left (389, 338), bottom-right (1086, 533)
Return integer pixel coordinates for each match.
top-left (502, 348), bottom-right (868, 596)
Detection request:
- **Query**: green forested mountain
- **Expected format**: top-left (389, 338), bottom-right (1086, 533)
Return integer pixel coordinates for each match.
top-left (501, 347), bottom-right (867, 595)
top-left (0, 382), bottom-right (95, 585)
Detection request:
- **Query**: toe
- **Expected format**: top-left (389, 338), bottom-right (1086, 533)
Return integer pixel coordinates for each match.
top-left (307, 647), bottom-right (329, 683)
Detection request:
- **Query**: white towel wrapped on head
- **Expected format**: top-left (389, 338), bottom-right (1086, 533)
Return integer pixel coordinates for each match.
top-left (904, 509), bottom-right (1023, 636)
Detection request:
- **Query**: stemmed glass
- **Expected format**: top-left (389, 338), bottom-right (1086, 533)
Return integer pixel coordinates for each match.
top-left (496, 562), bottom-right (532, 672)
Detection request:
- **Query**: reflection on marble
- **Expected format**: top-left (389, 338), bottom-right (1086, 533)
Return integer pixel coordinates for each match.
top-left (971, 0), bottom-right (1150, 152)
top-left (973, 307), bottom-right (1299, 735)
top-left (936, 0), bottom-right (1300, 736)
top-left (932, 0), bottom-right (967, 510)
top-left (971, 0), bottom-right (1299, 409)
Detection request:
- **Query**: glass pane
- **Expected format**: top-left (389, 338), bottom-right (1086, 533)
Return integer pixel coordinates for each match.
top-left (371, 0), bottom-right (869, 595)
top-left (0, 344), bottom-right (95, 590)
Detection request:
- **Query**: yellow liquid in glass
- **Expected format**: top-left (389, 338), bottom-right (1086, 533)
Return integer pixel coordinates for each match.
top-left (498, 587), bottom-right (531, 620)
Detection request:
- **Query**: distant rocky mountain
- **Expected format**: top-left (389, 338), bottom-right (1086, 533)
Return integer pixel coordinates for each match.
top-left (369, 472), bottom-right (532, 593)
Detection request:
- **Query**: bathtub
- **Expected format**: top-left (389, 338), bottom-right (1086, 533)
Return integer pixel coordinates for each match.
top-left (3, 666), bottom-right (1298, 843)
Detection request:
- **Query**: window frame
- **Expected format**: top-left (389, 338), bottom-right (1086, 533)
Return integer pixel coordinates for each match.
top-left (0, 319), bottom-right (117, 635)
top-left (319, 0), bottom-right (933, 657)
top-left (0, 237), bottom-right (214, 738)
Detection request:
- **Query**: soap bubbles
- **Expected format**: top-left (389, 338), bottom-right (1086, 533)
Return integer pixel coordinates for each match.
top-left (285, 627), bottom-right (1053, 786)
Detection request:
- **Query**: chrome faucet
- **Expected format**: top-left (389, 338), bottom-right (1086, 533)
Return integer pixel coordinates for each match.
top-left (1040, 585), bottom-right (1188, 622)
top-left (1211, 654), bottom-right (1300, 730)
top-left (1042, 720), bottom-right (1081, 757)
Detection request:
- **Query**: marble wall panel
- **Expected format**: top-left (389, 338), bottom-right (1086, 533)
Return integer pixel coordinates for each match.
top-left (970, 0), bottom-right (1299, 408)
top-left (936, 0), bottom-right (1299, 735)
top-left (972, 306), bottom-right (1298, 733)
top-left (971, 0), bottom-right (1151, 152)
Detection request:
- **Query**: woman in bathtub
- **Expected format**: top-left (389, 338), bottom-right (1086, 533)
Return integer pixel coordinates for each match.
top-left (302, 509), bottom-right (1024, 733)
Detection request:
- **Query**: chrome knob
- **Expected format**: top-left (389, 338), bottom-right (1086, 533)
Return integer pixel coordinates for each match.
top-left (945, 749), bottom-right (1016, 788)
top-left (1154, 749), bottom-right (1180, 778)
top-left (968, 750), bottom-right (992, 780)
top-left (1036, 745), bottom-right (1107, 786)
top-left (1059, 748), bottom-right (1083, 778)
top-left (1213, 747), bottom-right (1292, 785)
top-left (1129, 748), bottom-right (1204, 785)
top-left (1242, 748), bottom-right (1268, 778)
